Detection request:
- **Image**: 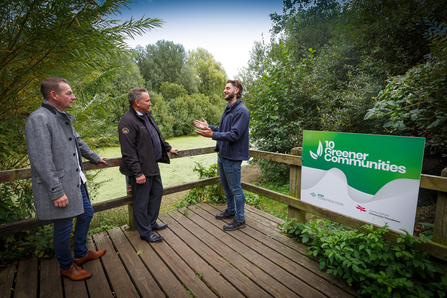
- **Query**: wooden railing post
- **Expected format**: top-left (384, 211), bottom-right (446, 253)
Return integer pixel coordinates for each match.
top-left (288, 147), bottom-right (306, 223)
top-left (126, 176), bottom-right (136, 230)
top-left (433, 167), bottom-right (447, 245)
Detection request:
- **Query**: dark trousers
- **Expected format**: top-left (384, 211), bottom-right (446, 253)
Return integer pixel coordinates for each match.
top-left (129, 174), bottom-right (163, 238)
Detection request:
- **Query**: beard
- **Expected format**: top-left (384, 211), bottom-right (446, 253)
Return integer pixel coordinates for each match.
top-left (225, 90), bottom-right (235, 101)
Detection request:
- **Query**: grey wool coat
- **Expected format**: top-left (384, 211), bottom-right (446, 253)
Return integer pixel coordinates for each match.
top-left (25, 100), bottom-right (100, 220)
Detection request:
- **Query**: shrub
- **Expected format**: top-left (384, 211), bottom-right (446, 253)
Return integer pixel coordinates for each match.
top-left (175, 162), bottom-right (224, 209)
top-left (280, 219), bottom-right (447, 297)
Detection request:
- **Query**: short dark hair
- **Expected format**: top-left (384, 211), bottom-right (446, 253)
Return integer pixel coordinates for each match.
top-left (128, 88), bottom-right (148, 106)
top-left (227, 79), bottom-right (243, 99)
top-left (41, 77), bottom-right (68, 100)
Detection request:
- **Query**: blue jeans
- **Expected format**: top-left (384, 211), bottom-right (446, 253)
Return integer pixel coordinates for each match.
top-left (53, 184), bottom-right (93, 270)
top-left (218, 156), bottom-right (245, 221)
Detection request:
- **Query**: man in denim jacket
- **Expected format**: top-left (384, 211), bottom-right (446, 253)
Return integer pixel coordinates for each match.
top-left (194, 80), bottom-right (250, 230)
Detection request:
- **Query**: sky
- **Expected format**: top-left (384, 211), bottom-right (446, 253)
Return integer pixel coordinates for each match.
top-left (116, 0), bottom-right (284, 79)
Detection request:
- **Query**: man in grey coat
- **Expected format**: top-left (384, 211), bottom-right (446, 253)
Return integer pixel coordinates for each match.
top-left (25, 78), bottom-right (107, 281)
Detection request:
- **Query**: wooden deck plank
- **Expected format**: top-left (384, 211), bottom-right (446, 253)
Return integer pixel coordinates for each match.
top-left (186, 205), bottom-right (325, 298)
top-left (0, 264), bottom-right (15, 298)
top-left (158, 212), bottom-right (246, 298)
top-left (40, 258), bottom-right (63, 298)
top-left (166, 210), bottom-right (273, 298)
top-left (208, 204), bottom-right (360, 297)
top-left (14, 257), bottom-right (38, 298)
top-left (84, 238), bottom-right (114, 298)
top-left (245, 204), bottom-right (285, 224)
top-left (197, 203), bottom-right (339, 298)
top-left (172, 206), bottom-right (300, 298)
top-left (63, 277), bottom-right (89, 298)
top-left (93, 231), bottom-right (139, 298)
top-left (123, 228), bottom-right (193, 298)
top-left (107, 227), bottom-right (164, 297)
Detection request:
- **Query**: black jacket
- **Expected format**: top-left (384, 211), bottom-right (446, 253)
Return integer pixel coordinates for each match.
top-left (118, 107), bottom-right (171, 178)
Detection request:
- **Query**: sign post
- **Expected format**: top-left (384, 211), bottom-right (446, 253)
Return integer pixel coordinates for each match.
top-left (301, 131), bottom-right (425, 233)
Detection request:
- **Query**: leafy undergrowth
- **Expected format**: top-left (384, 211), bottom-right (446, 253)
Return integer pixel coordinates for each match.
top-left (280, 219), bottom-right (447, 298)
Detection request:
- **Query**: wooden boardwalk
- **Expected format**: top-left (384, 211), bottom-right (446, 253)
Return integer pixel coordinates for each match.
top-left (0, 203), bottom-right (359, 298)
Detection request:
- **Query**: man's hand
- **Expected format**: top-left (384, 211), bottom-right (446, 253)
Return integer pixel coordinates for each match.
top-left (170, 148), bottom-right (179, 155)
top-left (136, 174), bottom-right (146, 184)
top-left (195, 127), bottom-right (213, 138)
top-left (194, 118), bottom-right (208, 129)
top-left (98, 157), bottom-right (108, 164)
top-left (54, 195), bottom-right (69, 207)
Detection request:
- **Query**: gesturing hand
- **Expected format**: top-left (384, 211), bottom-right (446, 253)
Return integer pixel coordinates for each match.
top-left (194, 118), bottom-right (208, 130)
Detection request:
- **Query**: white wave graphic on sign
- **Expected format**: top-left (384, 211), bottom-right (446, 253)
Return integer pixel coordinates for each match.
top-left (302, 167), bottom-right (420, 203)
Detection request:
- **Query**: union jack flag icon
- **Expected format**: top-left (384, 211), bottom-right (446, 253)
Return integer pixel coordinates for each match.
top-left (356, 205), bottom-right (366, 212)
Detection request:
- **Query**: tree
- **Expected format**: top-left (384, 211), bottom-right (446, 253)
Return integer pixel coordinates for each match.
top-left (0, 0), bottom-right (162, 229)
top-left (135, 40), bottom-right (198, 94)
top-left (188, 48), bottom-right (228, 98)
top-left (0, 0), bottom-right (162, 171)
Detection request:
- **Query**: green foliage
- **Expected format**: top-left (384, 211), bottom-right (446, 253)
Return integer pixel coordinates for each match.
top-left (344, 0), bottom-right (447, 77)
top-left (0, 181), bottom-right (35, 225)
top-left (135, 40), bottom-right (198, 94)
top-left (0, 225), bottom-right (55, 262)
top-left (175, 162), bottom-right (223, 209)
top-left (280, 219), bottom-right (447, 297)
top-left (188, 48), bottom-right (228, 98)
top-left (244, 180), bottom-right (289, 220)
top-left (89, 207), bottom-right (129, 235)
top-left (365, 19), bottom-right (447, 155)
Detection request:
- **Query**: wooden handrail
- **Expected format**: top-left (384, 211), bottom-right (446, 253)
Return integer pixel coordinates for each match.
top-left (1, 146), bottom-right (446, 260)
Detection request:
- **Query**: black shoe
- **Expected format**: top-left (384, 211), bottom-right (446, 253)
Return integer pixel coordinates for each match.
top-left (152, 223), bottom-right (168, 231)
top-left (215, 209), bottom-right (236, 220)
top-left (140, 233), bottom-right (164, 243)
top-left (223, 218), bottom-right (246, 231)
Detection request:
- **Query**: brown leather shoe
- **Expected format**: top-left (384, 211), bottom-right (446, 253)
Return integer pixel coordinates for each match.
top-left (60, 264), bottom-right (92, 281)
top-left (73, 249), bottom-right (106, 266)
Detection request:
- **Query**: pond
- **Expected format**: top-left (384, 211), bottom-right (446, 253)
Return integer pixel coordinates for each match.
top-left (90, 135), bottom-right (217, 203)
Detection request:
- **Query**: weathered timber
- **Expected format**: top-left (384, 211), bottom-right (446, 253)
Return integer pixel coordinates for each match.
top-left (179, 205), bottom-right (300, 298)
top-left (433, 168), bottom-right (447, 245)
top-left (84, 239), bottom-right (114, 298)
top-left (124, 228), bottom-right (194, 298)
top-left (0, 177), bottom-right (218, 237)
top-left (158, 212), bottom-right (245, 298)
top-left (0, 265), bottom-right (15, 298)
top-left (420, 173), bottom-right (447, 192)
top-left (199, 204), bottom-right (354, 298)
top-left (39, 258), bottom-right (63, 298)
top-left (241, 181), bottom-right (447, 261)
top-left (108, 227), bottom-right (165, 297)
top-left (14, 257), bottom-right (38, 298)
top-left (249, 149), bottom-right (302, 166)
top-left (0, 146), bottom-right (216, 183)
top-left (93, 231), bottom-right (139, 298)
top-left (288, 147), bottom-right (306, 223)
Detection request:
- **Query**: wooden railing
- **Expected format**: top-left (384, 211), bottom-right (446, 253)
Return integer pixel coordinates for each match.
top-left (1, 146), bottom-right (447, 261)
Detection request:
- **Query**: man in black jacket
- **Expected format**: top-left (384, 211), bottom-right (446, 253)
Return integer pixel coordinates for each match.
top-left (118, 88), bottom-right (178, 243)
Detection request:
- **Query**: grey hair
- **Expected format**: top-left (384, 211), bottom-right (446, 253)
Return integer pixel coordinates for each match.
top-left (128, 88), bottom-right (148, 106)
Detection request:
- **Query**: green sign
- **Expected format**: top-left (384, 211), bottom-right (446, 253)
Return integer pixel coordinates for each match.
top-left (302, 131), bottom-right (425, 233)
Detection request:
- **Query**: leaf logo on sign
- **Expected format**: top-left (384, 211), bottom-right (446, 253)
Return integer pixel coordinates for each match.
top-left (310, 141), bottom-right (323, 160)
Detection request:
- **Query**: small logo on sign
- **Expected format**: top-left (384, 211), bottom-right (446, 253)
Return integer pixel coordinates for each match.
top-left (356, 205), bottom-right (366, 212)
top-left (310, 141), bottom-right (323, 160)
top-left (310, 192), bottom-right (317, 197)
top-left (122, 127), bottom-right (129, 134)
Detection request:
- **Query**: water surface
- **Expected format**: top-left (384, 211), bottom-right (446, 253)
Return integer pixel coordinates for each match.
top-left (91, 135), bottom-right (217, 203)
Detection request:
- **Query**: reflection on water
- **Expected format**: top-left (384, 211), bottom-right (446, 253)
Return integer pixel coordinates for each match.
top-left (91, 135), bottom-right (217, 203)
